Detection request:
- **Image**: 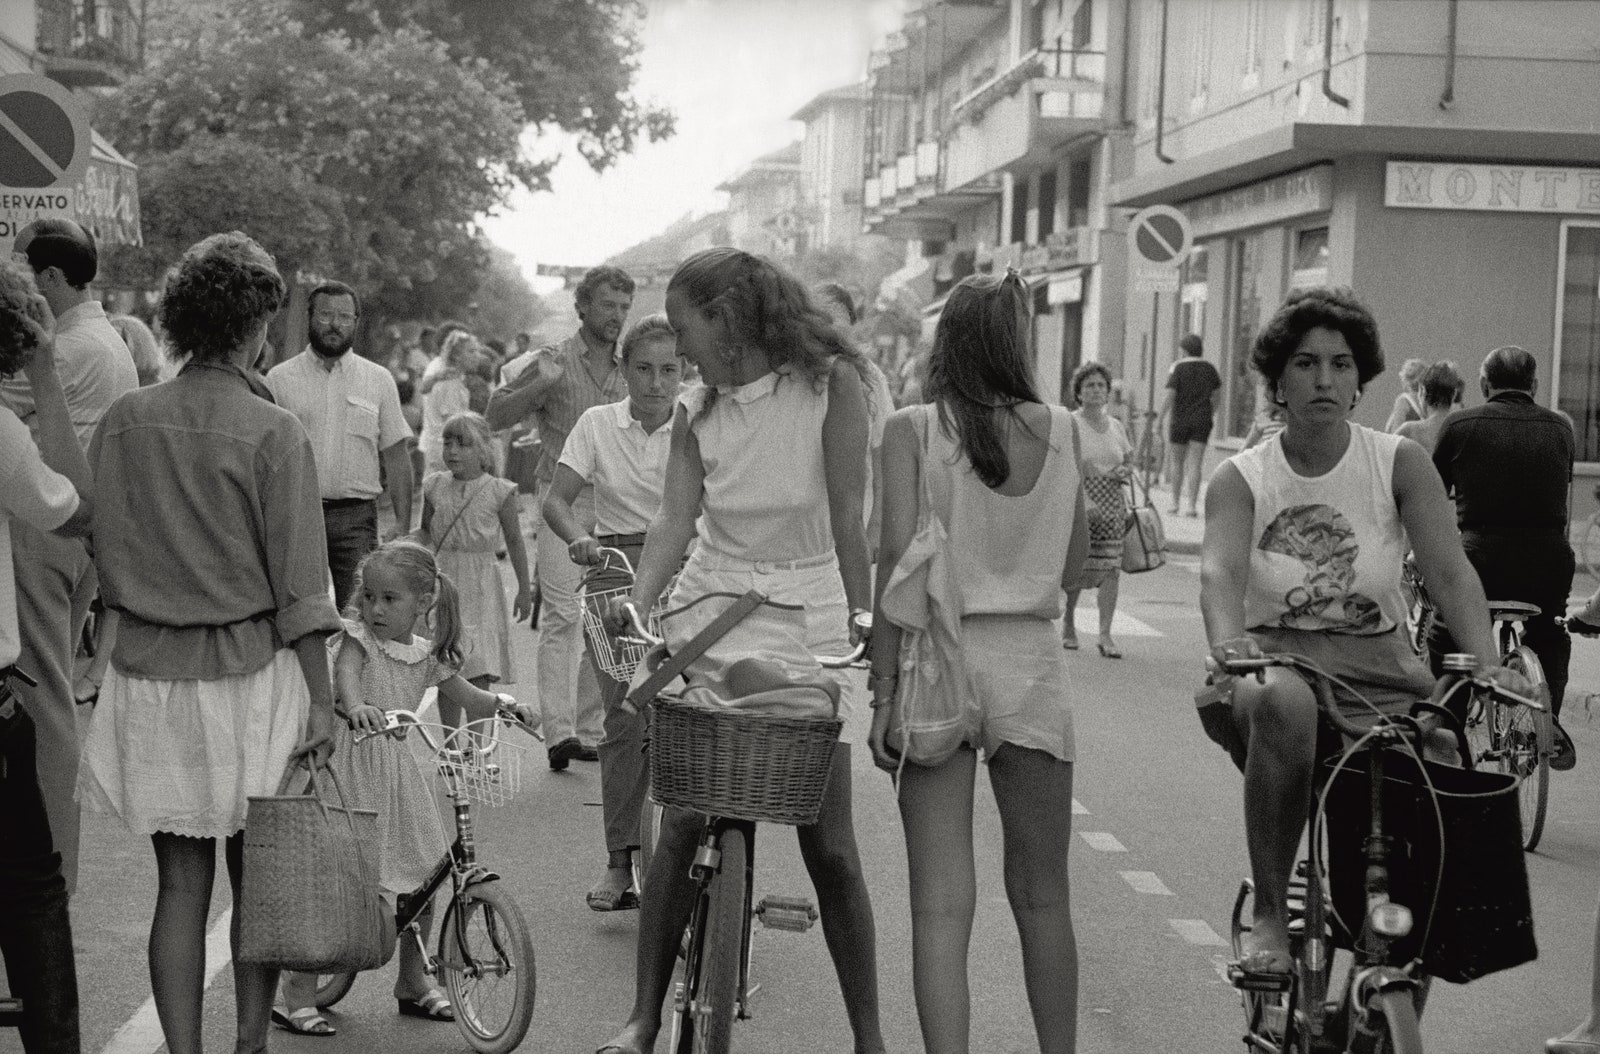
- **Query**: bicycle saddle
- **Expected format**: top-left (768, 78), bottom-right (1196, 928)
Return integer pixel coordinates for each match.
top-left (1488, 600), bottom-right (1541, 623)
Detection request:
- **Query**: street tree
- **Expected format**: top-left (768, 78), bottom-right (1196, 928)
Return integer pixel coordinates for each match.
top-left (284, 0), bottom-right (675, 176)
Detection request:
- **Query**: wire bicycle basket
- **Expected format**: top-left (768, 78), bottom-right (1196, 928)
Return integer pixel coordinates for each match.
top-left (431, 718), bottom-right (527, 808)
top-left (579, 549), bottom-right (671, 684)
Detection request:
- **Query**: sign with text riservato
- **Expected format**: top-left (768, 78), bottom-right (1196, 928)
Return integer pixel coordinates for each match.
top-left (0, 74), bottom-right (92, 250)
top-left (1385, 161), bottom-right (1600, 214)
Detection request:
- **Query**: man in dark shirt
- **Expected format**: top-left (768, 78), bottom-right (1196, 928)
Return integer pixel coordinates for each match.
top-left (1431, 345), bottom-right (1577, 768)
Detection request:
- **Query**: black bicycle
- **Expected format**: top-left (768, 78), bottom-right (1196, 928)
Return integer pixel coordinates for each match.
top-left (1223, 652), bottom-right (1541, 1054)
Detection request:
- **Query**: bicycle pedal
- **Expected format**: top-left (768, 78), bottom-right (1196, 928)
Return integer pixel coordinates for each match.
top-left (1228, 964), bottom-right (1293, 993)
top-left (754, 894), bottom-right (817, 932)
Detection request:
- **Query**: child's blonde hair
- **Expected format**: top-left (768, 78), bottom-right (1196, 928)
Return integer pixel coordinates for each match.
top-left (351, 539), bottom-right (464, 669)
top-left (441, 412), bottom-right (495, 473)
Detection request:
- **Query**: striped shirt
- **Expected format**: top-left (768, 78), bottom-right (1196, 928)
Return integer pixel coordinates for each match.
top-left (499, 331), bottom-right (625, 484)
top-left (266, 347), bottom-right (412, 500)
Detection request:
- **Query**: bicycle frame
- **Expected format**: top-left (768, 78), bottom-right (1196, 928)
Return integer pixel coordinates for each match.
top-left (677, 817), bottom-right (758, 1031)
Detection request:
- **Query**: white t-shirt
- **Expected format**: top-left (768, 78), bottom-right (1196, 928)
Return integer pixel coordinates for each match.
top-left (0, 406), bottom-right (79, 666)
top-left (558, 398), bottom-right (672, 536)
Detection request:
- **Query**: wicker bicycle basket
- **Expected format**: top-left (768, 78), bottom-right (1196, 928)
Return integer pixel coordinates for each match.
top-left (648, 699), bottom-right (843, 826)
top-left (430, 719), bottom-right (527, 809)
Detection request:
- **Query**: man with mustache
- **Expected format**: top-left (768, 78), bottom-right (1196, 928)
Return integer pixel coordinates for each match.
top-left (266, 280), bottom-right (414, 609)
top-left (489, 266), bottom-right (633, 769)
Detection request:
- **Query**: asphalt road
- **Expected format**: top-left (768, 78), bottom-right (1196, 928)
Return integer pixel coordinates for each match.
top-left (24, 558), bottom-right (1600, 1054)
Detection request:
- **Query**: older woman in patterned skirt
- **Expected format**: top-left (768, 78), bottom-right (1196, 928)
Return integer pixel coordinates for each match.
top-left (1064, 362), bottom-right (1134, 658)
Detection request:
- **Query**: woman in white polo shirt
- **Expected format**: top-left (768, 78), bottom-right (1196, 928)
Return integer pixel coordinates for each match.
top-left (542, 314), bottom-right (681, 911)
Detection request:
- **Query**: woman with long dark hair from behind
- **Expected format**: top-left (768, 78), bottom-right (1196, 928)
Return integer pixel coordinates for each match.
top-left (869, 271), bottom-right (1088, 1054)
top-left (596, 247), bottom-right (884, 1054)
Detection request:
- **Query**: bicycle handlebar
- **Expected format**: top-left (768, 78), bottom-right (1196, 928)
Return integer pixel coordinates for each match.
top-left (615, 600), bottom-right (872, 668)
top-left (1220, 653), bottom-right (1543, 739)
top-left (352, 695), bottom-right (535, 751)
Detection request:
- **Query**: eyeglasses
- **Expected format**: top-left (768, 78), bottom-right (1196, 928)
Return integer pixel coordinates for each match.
top-left (312, 312), bottom-right (357, 325)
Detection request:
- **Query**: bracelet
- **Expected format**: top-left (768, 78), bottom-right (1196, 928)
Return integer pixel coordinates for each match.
top-left (866, 671), bottom-right (898, 701)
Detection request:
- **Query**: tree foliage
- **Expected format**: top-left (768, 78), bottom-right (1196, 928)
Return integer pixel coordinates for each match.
top-left (284, 0), bottom-right (674, 175)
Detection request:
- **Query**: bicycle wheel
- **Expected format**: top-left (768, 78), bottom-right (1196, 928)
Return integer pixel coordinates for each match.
top-left (635, 797), bottom-right (663, 901)
top-left (1499, 646), bottom-right (1550, 852)
top-left (1461, 693), bottom-right (1492, 769)
top-left (438, 880), bottom-right (537, 1054)
top-left (1373, 988), bottom-right (1425, 1054)
top-left (686, 827), bottom-right (747, 1054)
top-left (312, 971), bottom-right (357, 1010)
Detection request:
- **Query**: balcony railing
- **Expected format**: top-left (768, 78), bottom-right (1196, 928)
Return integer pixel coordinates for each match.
top-left (950, 46), bottom-right (1105, 128)
top-left (36, 0), bottom-right (144, 85)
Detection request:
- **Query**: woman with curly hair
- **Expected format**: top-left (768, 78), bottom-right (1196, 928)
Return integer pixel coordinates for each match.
top-left (1199, 286), bottom-right (1526, 981)
top-left (596, 247), bottom-right (885, 1054)
top-left (78, 232), bottom-right (342, 1054)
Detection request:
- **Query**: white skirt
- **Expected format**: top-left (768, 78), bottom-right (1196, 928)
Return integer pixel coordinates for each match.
top-left (77, 649), bottom-right (311, 839)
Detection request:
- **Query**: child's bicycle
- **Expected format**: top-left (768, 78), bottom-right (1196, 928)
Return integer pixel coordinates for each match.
top-left (307, 698), bottom-right (539, 1054)
top-left (619, 596), bottom-right (869, 1054)
top-left (1221, 652), bottom-right (1542, 1054)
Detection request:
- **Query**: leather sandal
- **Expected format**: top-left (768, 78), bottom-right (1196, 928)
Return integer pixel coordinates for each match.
top-left (587, 866), bottom-right (640, 912)
top-left (271, 1006), bottom-right (336, 1036)
top-left (397, 989), bottom-right (454, 1021)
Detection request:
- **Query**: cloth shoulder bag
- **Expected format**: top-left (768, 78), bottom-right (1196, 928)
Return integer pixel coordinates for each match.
top-left (238, 762), bottom-right (396, 973)
top-left (879, 406), bottom-right (970, 767)
top-left (1121, 472), bottom-right (1166, 574)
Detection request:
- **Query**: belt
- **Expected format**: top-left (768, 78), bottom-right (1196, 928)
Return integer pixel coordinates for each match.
top-left (697, 550), bottom-right (837, 573)
top-left (597, 532), bottom-right (648, 548)
top-left (322, 496), bottom-right (376, 509)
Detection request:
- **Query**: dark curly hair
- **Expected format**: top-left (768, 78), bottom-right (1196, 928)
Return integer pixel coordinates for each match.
top-left (668, 248), bottom-right (872, 411)
top-left (927, 272), bottom-right (1042, 488)
top-left (0, 259), bottom-right (50, 378)
top-left (1251, 286), bottom-right (1384, 391)
top-left (575, 265), bottom-right (636, 309)
top-left (159, 232), bottom-right (286, 363)
top-left (1070, 361), bottom-right (1114, 402)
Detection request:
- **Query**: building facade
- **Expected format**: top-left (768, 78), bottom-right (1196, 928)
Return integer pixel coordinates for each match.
top-left (861, 0), bottom-right (1132, 404)
top-left (1113, 0), bottom-right (1600, 475)
top-left (792, 83), bottom-right (871, 254)
top-left (717, 141), bottom-right (805, 259)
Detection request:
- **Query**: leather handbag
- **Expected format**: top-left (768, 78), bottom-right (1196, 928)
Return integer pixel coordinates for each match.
top-left (1121, 476), bottom-right (1166, 574)
top-left (237, 762), bottom-right (396, 973)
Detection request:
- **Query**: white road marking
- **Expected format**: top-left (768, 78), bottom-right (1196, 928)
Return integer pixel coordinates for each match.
top-left (1079, 832), bottom-right (1127, 852)
top-left (1072, 799), bottom-right (1088, 815)
top-left (1120, 871), bottom-right (1174, 895)
top-left (100, 908), bottom-right (233, 1054)
top-left (1068, 606), bottom-right (1164, 637)
top-left (1169, 918), bottom-right (1228, 946)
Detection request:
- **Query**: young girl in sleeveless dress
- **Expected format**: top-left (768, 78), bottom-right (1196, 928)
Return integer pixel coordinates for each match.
top-left (870, 272), bottom-right (1089, 1054)
top-left (421, 413), bottom-right (530, 709)
top-left (275, 540), bottom-right (534, 1035)
top-left (596, 249), bottom-right (886, 1054)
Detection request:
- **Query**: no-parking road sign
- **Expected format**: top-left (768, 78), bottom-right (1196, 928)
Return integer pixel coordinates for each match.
top-left (1129, 204), bottom-right (1193, 293)
top-left (0, 74), bottom-right (91, 249)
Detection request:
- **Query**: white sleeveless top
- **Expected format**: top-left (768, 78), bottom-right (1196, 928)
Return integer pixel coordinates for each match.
top-left (923, 404), bottom-right (1080, 619)
top-left (1229, 424), bottom-right (1408, 636)
top-left (684, 366), bottom-right (833, 563)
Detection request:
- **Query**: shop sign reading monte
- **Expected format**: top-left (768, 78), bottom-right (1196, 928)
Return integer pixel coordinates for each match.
top-left (1385, 161), bottom-right (1600, 214)
top-left (1129, 204), bottom-right (1193, 293)
top-left (0, 74), bottom-right (91, 252)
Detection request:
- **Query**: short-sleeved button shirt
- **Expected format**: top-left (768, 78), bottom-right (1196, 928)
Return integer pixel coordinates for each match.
top-left (497, 332), bottom-right (625, 485)
top-left (558, 398), bottom-right (672, 536)
top-left (266, 347), bottom-right (413, 500)
top-left (0, 406), bottom-right (78, 666)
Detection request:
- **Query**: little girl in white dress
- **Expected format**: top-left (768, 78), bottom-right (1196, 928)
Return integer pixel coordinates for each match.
top-left (274, 540), bottom-right (532, 1036)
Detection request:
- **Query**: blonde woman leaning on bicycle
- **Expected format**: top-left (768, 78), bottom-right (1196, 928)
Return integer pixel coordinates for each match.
top-left (595, 248), bottom-right (884, 1054)
top-left (869, 272), bottom-right (1089, 1054)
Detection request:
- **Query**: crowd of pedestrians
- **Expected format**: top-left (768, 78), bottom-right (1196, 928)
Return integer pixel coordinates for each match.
top-left (0, 210), bottom-right (1597, 1054)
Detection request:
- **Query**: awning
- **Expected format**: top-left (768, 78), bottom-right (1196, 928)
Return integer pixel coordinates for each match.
top-left (74, 129), bottom-right (141, 248)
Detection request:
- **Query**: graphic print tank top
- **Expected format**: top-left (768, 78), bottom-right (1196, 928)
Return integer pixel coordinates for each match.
top-left (1228, 424), bottom-right (1408, 636)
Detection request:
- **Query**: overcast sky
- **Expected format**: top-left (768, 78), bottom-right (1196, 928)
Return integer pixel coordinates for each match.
top-left (479, 0), bottom-right (905, 290)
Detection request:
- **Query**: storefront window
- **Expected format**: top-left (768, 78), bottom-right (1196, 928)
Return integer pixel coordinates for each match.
top-left (1180, 244), bottom-right (1208, 339)
top-left (1556, 221), bottom-right (1600, 462)
top-left (1290, 227), bottom-right (1330, 290)
top-left (1224, 231), bottom-right (1270, 439)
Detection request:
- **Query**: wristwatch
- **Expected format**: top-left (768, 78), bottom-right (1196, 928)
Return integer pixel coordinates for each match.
top-left (866, 670), bottom-right (898, 701)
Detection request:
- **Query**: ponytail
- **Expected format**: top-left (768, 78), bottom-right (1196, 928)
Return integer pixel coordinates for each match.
top-left (428, 569), bottom-right (464, 671)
